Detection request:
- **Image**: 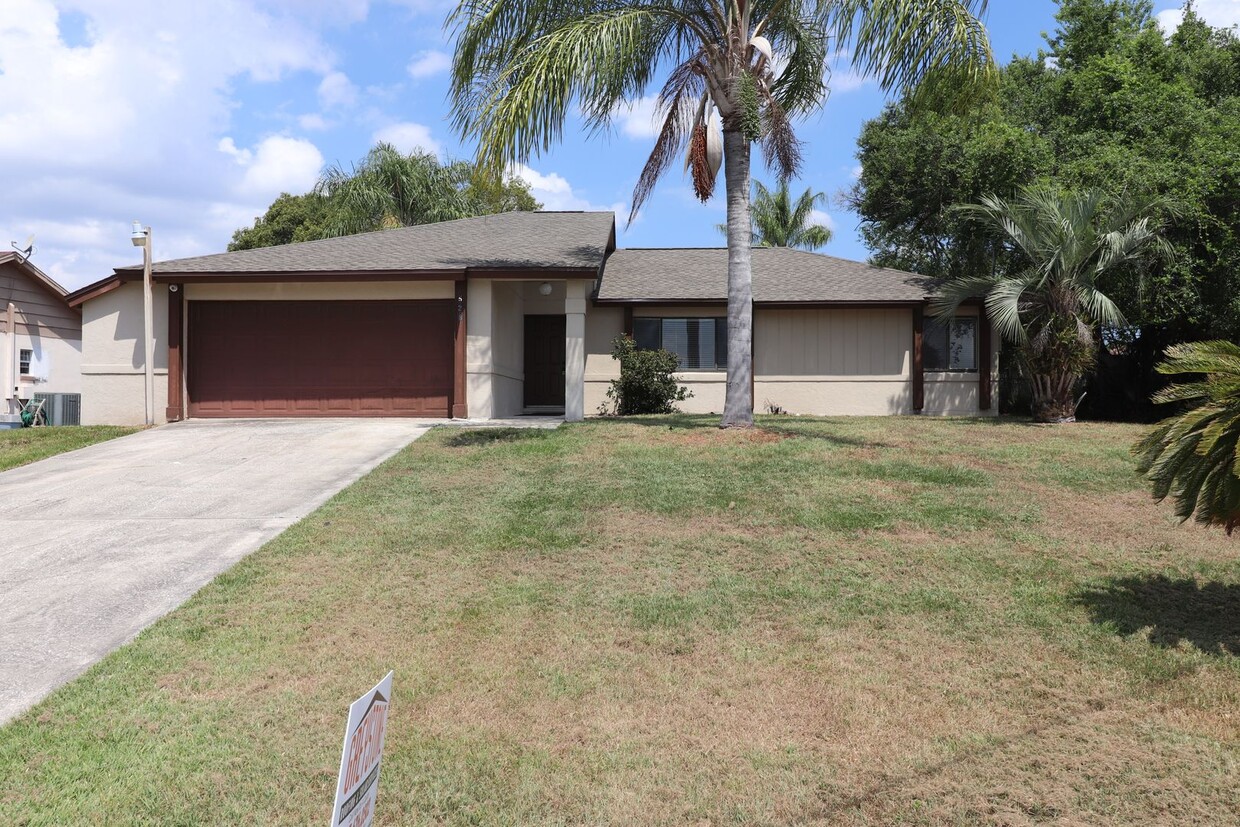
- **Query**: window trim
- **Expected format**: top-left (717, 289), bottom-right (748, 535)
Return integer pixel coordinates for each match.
top-left (923, 316), bottom-right (979, 374)
top-left (633, 316), bottom-right (728, 372)
top-left (18, 348), bottom-right (33, 376)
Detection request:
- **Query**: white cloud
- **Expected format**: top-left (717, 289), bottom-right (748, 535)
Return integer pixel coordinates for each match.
top-left (509, 164), bottom-right (627, 216)
top-left (298, 113), bottom-right (331, 131)
top-left (227, 135), bottom-right (325, 198)
top-left (1157, 1), bottom-right (1240, 33)
top-left (614, 96), bottom-right (662, 140)
top-left (827, 49), bottom-right (873, 95)
top-left (0, 0), bottom-right (340, 289)
top-left (407, 49), bottom-right (451, 79)
top-left (809, 209), bottom-right (836, 233)
top-left (317, 70), bottom-right (358, 108)
top-left (372, 122), bottom-right (441, 155)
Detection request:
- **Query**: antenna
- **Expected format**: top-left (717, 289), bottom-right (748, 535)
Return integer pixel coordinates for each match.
top-left (10, 235), bottom-right (34, 263)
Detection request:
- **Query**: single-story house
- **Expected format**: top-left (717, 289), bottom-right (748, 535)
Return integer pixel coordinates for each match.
top-left (65, 211), bottom-right (997, 425)
top-left (2, 252), bottom-right (82, 423)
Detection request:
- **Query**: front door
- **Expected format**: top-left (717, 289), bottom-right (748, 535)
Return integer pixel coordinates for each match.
top-left (524, 315), bottom-right (566, 410)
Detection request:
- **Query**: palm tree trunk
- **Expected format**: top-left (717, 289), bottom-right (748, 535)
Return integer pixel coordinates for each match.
top-left (721, 128), bottom-right (754, 428)
top-left (1030, 371), bottom-right (1079, 423)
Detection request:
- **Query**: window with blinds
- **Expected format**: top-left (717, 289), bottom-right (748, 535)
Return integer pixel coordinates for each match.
top-left (924, 317), bottom-right (978, 371)
top-left (633, 317), bottom-right (728, 371)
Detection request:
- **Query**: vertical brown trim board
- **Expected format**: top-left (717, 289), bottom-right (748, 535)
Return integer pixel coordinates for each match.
top-left (622, 306), bottom-right (633, 338)
top-left (166, 286), bottom-right (185, 421)
top-left (979, 314), bottom-right (993, 411)
top-left (912, 305), bottom-right (925, 413)
top-left (451, 279), bottom-right (468, 418)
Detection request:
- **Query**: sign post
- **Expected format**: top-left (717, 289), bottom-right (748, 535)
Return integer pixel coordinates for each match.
top-left (330, 671), bottom-right (394, 827)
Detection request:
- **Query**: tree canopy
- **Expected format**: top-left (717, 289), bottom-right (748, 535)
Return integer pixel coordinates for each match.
top-left (229, 143), bottom-right (541, 251)
top-left (848, 0), bottom-right (1240, 346)
top-left (718, 180), bottom-right (834, 250)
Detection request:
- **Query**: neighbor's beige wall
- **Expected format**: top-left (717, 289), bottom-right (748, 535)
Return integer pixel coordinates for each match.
top-left (81, 281), bottom-right (169, 425)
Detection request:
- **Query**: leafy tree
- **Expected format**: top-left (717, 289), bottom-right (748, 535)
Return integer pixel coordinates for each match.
top-left (229, 143), bottom-right (542, 249)
top-left (448, 0), bottom-right (995, 427)
top-left (228, 193), bottom-right (336, 251)
top-left (849, 0), bottom-right (1240, 359)
top-left (932, 187), bottom-right (1173, 423)
top-left (717, 179), bottom-right (834, 250)
top-left (1134, 340), bottom-right (1240, 534)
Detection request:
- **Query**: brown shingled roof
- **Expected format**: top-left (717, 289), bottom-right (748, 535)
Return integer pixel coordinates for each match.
top-left (595, 247), bottom-right (937, 304)
top-left (117, 211), bottom-right (616, 275)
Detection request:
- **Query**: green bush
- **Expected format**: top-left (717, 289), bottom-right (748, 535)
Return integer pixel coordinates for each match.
top-left (604, 335), bottom-right (691, 415)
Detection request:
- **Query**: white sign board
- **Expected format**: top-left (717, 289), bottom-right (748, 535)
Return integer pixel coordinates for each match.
top-left (331, 671), bottom-right (394, 827)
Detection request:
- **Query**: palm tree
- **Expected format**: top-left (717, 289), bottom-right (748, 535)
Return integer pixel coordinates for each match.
top-left (932, 187), bottom-right (1173, 423)
top-left (1134, 340), bottom-right (1240, 534)
top-left (717, 179), bottom-right (834, 249)
top-left (449, 0), bottom-right (995, 427)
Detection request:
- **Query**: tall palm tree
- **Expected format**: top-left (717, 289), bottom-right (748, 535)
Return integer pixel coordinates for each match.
top-left (1134, 340), bottom-right (1240, 534)
top-left (717, 179), bottom-right (834, 249)
top-left (932, 187), bottom-right (1173, 423)
top-left (317, 143), bottom-right (481, 235)
top-left (449, 0), bottom-right (995, 427)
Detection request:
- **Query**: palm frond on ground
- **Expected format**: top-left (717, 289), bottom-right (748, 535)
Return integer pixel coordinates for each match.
top-left (1135, 340), bottom-right (1240, 534)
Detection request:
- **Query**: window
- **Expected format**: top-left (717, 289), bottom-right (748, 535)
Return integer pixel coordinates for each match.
top-left (19, 349), bottom-right (32, 375)
top-left (633, 317), bottom-right (728, 371)
top-left (924, 318), bottom-right (977, 372)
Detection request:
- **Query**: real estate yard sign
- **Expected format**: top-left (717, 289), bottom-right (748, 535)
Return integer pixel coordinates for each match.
top-left (331, 671), bottom-right (394, 827)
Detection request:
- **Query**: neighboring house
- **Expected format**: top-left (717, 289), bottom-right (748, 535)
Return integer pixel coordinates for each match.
top-left (65, 212), bottom-right (996, 425)
top-left (1, 252), bottom-right (82, 421)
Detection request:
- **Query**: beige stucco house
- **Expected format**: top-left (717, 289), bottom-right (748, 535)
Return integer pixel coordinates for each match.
top-left (66, 211), bottom-right (997, 425)
top-left (2, 252), bottom-right (82, 425)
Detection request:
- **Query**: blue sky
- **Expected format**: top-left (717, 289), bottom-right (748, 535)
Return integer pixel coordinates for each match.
top-left (0, 0), bottom-right (1232, 290)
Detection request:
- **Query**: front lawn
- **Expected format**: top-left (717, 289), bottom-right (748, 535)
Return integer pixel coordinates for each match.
top-left (2, 416), bottom-right (1236, 825)
top-left (0, 425), bottom-right (141, 472)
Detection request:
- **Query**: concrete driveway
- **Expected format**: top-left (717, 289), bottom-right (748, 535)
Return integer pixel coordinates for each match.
top-left (0, 418), bottom-right (436, 724)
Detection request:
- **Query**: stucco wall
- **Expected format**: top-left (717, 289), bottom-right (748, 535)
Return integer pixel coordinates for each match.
top-left (490, 281), bottom-right (525, 418)
top-left (81, 281), bottom-right (169, 425)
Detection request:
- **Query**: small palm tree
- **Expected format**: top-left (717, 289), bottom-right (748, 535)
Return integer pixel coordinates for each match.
top-left (717, 179), bottom-right (834, 250)
top-left (449, 0), bottom-right (995, 427)
top-left (1134, 341), bottom-right (1240, 534)
top-left (932, 187), bottom-right (1173, 423)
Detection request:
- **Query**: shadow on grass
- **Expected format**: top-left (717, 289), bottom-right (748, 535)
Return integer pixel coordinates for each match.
top-left (1072, 574), bottom-right (1240, 656)
top-left (582, 414), bottom-right (889, 448)
top-left (442, 428), bottom-right (553, 448)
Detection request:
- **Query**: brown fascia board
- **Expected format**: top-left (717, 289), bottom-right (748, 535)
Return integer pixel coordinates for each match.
top-left (65, 275), bottom-right (125, 308)
top-left (69, 264), bottom-right (601, 305)
top-left (592, 298), bottom-right (931, 308)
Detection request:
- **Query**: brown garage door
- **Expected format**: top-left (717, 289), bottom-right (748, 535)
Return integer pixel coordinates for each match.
top-left (187, 300), bottom-right (454, 417)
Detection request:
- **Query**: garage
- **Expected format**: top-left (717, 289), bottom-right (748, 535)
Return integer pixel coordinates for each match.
top-left (187, 300), bottom-right (454, 417)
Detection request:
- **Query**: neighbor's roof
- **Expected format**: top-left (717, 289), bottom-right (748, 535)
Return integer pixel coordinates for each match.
top-left (125, 211), bottom-right (616, 276)
top-left (0, 251), bottom-right (72, 302)
top-left (595, 247), bottom-right (937, 304)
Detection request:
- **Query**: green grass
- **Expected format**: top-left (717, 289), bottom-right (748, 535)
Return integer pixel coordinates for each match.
top-left (1, 415), bottom-right (1237, 826)
top-left (0, 425), bottom-right (141, 472)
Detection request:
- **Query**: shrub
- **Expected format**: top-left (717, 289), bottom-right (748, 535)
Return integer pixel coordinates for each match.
top-left (604, 335), bottom-right (691, 415)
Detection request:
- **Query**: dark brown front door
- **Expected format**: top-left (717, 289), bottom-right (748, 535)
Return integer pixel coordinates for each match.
top-left (187, 300), bottom-right (454, 417)
top-left (524, 315), bottom-right (566, 409)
